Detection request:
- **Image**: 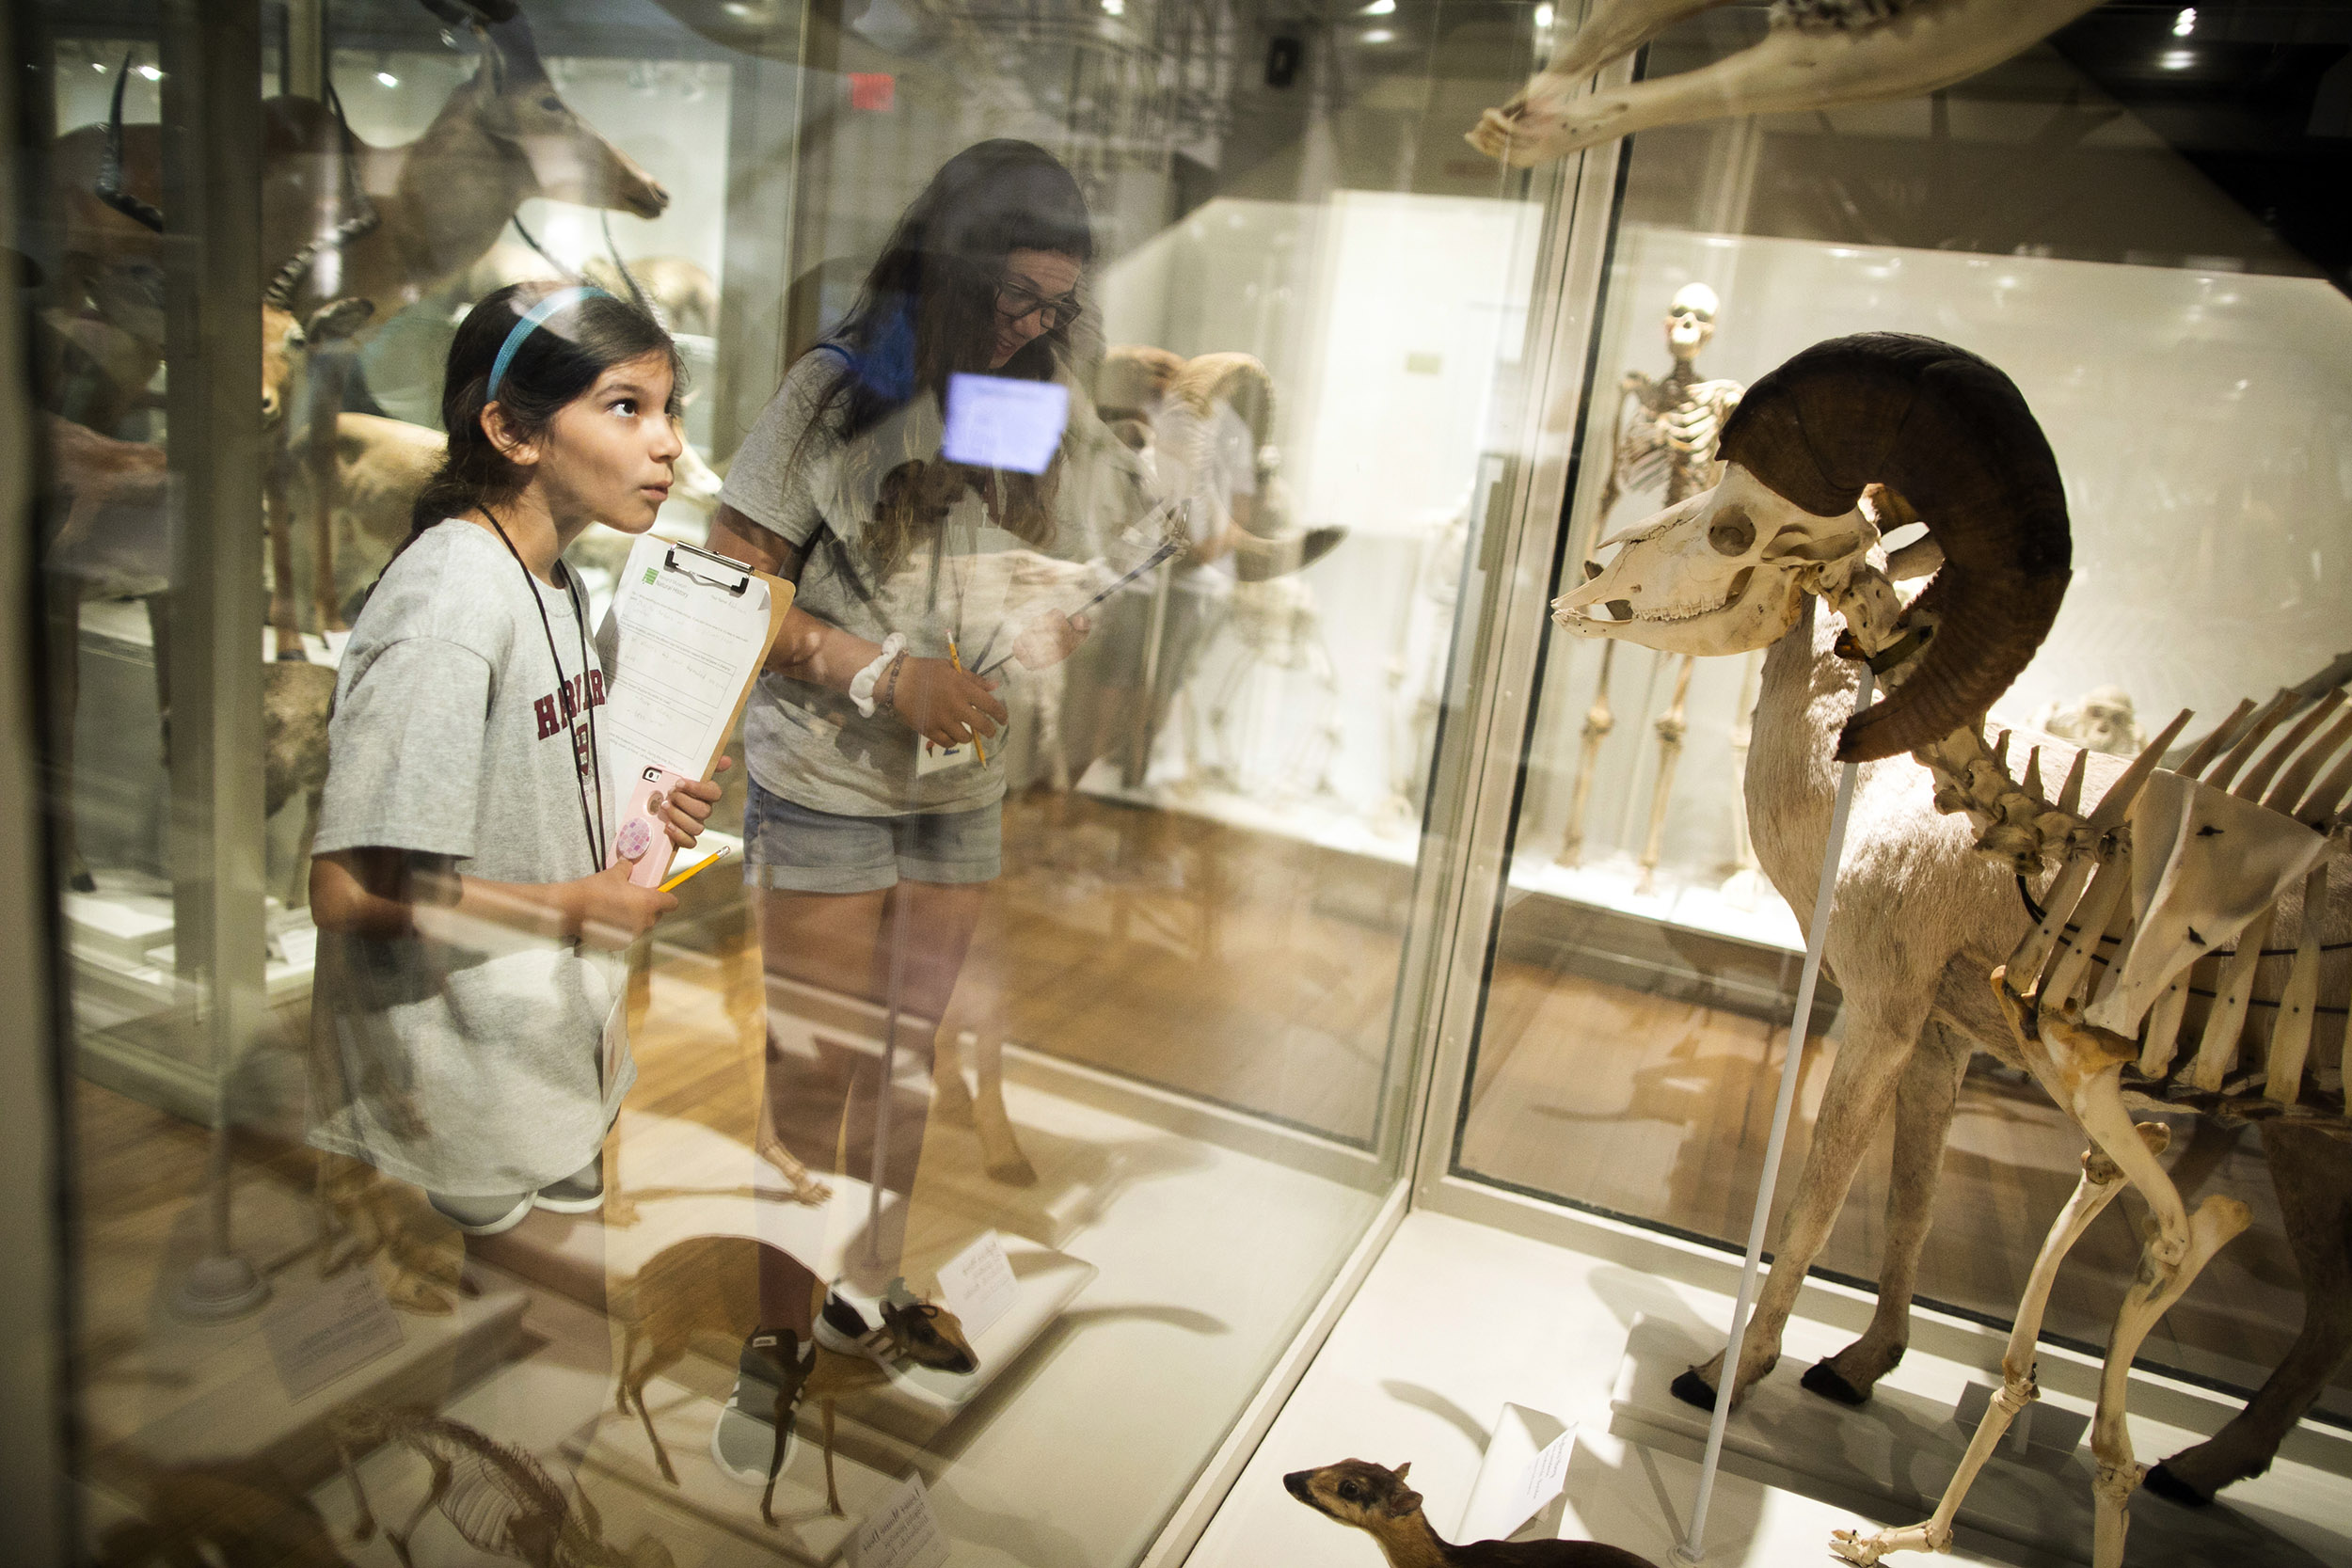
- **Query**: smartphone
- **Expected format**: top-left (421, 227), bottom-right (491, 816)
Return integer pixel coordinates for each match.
top-left (612, 766), bottom-right (691, 887)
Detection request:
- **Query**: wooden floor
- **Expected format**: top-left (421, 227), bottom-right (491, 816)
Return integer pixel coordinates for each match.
top-left (61, 785), bottom-right (2347, 1471)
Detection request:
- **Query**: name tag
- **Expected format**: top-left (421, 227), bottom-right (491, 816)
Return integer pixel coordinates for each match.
top-left (914, 736), bottom-right (984, 777)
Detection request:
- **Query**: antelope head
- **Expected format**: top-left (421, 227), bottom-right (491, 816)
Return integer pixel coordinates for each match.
top-left (1554, 332), bottom-right (2073, 763)
top-left (880, 1281), bottom-right (977, 1375)
top-left (1283, 1459), bottom-right (1422, 1529)
top-left (260, 215), bottom-right (377, 427)
top-left (438, 1), bottom-right (670, 220)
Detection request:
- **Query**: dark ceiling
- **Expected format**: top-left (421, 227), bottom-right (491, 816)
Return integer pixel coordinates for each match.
top-left (2050, 2), bottom-right (2352, 293)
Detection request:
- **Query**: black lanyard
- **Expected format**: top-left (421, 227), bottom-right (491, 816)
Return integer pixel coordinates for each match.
top-left (484, 509), bottom-right (608, 872)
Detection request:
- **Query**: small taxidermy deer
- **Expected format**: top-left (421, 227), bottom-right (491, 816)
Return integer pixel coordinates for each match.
top-left (616, 1235), bottom-right (977, 1522)
top-left (1286, 1460), bottom-right (1661, 1568)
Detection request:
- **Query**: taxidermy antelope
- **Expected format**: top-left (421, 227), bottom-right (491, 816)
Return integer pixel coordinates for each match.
top-left (1829, 696), bottom-right (2351, 1567)
top-left (1469, 0), bottom-right (2104, 168)
top-left (56, 0), bottom-right (668, 641)
top-left (1284, 1460), bottom-right (1661, 1567)
top-left (614, 1235), bottom-right (976, 1522)
top-left (330, 1404), bottom-right (675, 1568)
top-left (1551, 333), bottom-right (2352, 1514)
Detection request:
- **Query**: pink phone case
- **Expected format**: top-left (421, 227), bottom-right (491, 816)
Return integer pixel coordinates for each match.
top-left (612, 767), bottom-right (691, 887)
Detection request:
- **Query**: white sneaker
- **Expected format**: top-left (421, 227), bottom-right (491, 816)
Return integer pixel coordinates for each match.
top-left (709, 1330), bottom-right (809, 1485)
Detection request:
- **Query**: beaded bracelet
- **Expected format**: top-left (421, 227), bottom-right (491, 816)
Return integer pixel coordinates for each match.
top-left (848, 633), bottom-right (907, 718)
top-left (879, 650), bottom-right (908, 716)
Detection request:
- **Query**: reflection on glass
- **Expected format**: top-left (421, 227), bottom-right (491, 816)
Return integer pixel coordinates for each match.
top-left (38, 3), bottom-right (1536, 1560)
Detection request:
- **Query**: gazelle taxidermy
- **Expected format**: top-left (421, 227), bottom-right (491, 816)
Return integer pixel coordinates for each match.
top-left (1469, 0), bottom-right (2104, 168)
top-left (1551, 332), bottom-right (2352, 1548)
top-left (56, 0), bottom-right (668, 642)
top-left (1285, 1460), bottom-right (1661, 1567)
top-left (614, 1235), bottom-right (976, 1524)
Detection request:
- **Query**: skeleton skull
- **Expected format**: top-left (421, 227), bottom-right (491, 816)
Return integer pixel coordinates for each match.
top-left (1553, 462), bottom-right (1881, 657)
top-left (1666, 282), bottom-right (1718, 362)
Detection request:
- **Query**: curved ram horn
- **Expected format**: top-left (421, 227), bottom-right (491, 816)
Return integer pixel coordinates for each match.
top-left (97, 54), bottom-right (164, 234)
top-left (1717, 332), bottom-right (2072, 763)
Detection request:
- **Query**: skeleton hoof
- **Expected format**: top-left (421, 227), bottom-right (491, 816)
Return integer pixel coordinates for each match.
top-left (1801, 1359), bottom-right (1871, 1406)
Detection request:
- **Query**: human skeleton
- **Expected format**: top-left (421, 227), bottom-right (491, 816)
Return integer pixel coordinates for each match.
top-left (1597, 283), bottom-right (1744, 518)
top-left (1578, 284), bottom-right (1744, 889)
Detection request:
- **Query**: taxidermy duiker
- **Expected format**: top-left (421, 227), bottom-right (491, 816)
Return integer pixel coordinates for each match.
top-left (1285, 1460), bottom-right (1661, 1567)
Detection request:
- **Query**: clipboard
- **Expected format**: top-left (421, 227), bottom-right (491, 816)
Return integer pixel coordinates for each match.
top-left (596, 534), bottom-right (791, 837)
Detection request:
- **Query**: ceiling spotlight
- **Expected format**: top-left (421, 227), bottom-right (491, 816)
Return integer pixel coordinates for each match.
top-left (2159, 47), bottom-right (2194, 69)
top-left (2172, 7), bottom-right (2196, 37)
top-left (1534, 3), bottom-right (1555, 27)
top-left (1359, 0), bottom-right (1395, 13)
top-left (376, 69), bottom-right (399, 87)
top-left (136, 63), bottom-right (162, 81)
top-left (1104, 0), bottom-right (1124, 13)
top-left (1362, 27), bottom-right (1393, 41)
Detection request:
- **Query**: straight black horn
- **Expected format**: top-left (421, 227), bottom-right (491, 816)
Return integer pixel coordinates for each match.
top-left (97, 54), bottom-right (164, 233)
top-left (1717, 332), bottom-right (2071, 763)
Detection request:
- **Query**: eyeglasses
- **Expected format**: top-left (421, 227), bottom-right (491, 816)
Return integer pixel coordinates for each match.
top-left (995, 277), bottom-right (1081, 332)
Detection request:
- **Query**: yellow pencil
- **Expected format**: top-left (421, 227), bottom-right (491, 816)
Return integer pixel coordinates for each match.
top-left (949, 639), bottom-right (986, 765)
top-left (658, 846), bottom-right (733, 894)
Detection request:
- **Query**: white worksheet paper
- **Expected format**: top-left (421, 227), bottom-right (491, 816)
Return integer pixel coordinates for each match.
top-left (596, 534), bottom-right (773, 813)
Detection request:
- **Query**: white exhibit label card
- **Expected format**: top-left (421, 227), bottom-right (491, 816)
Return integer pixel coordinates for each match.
top-left (1509, 1423), bottom-right (1578, 1532)
top-left (936, 1229), bottom-right (1018, 1339)
top-left (265, 1267), bottom-right (405, 1402)
top-left (850, 1472), bottom-right (948, 1568)
top-left (1457, 1403), bottom-right (1576, 1543)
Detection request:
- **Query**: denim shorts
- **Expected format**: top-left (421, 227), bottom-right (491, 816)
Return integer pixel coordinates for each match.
top-left (743, 778), bottom-right (1002, 894)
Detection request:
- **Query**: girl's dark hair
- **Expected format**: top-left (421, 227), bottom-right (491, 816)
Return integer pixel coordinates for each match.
top-left (404, 280), bottom-right (684, 543)
top-left (812, 139), bottom-right (1096, 577)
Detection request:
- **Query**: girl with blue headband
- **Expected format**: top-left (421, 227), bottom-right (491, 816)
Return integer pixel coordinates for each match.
top-left (306, 280), bottom-right (727, 1234)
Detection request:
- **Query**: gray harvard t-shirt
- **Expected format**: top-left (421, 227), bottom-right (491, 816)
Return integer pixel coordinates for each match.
top-left (309, 519), bottom-right (630, 1196)
top-left (720, 351), bottom-right (1152, 817)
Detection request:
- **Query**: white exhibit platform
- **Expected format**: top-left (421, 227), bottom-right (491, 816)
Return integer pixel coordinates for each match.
top-left (573, 1373), bottom-right (898, 1565)
top-left (1183, 1208), bottom-right (2352, 1568)
top-left (1608, 1314), bottom-right (2344, 1568)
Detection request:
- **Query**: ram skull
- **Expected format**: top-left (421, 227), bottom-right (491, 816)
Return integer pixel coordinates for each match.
top-left (1556, 461), bottom-right (1893, 657)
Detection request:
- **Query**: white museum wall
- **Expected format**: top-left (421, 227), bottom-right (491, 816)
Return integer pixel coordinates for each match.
top-left (1097, 193), bottom-right (1537, 819)
top-left (1520, 226), bottom-right (2352, 890)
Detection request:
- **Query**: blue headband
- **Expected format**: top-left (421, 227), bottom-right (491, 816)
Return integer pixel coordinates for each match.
top-left (485, 285), bottom-right (612, 402)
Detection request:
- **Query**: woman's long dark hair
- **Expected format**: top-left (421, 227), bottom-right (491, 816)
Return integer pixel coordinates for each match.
top-left (403, 281), bottom-right (684, 547)
top-left (811, 139), bottom-right (1096, 578)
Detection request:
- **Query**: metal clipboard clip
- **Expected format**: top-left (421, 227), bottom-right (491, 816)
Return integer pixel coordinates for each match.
top-left (662, 540), bottom-right (753, 596)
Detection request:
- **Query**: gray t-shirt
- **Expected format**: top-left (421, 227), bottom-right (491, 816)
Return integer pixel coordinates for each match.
top-left (721, 351), bottom-right (1153, 817)
top-left (308, 519), bottom-right (630, 1196)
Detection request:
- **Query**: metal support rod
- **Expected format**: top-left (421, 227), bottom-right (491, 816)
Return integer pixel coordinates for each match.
top-left (865, 878), bottom-right (909, 1272)
top-left (1675, 662), bottom-right (1875, 1566)
top-left (161, 0), bottom-right (270, 1323)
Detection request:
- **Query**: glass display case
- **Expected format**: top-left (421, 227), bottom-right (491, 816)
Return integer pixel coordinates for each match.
top-left (4, 1), bottom-right (2347, 1564)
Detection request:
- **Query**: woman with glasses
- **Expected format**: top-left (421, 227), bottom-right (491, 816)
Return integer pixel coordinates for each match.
top-left (700, 138), bottom-right (1150, 1481)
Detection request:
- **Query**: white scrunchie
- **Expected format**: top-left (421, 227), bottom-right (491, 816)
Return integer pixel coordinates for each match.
top-left (849, 634), bottom-right (907, 719)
